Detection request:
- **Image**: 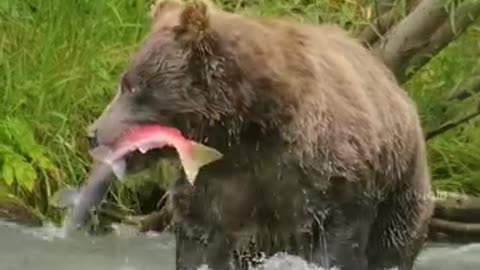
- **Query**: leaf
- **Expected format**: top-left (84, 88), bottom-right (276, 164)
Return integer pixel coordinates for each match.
top-left (36, 156), bottom-right (55, 171)
top-left (4, 118), bottom-right (39, 155)
top-left (0, 117), bottom-right (57, 173)
top-left (2, 161), bottom-right (15, 187)
top-left (0, 144), bottom-right (15, 155)
top-left (13, 160), bottom-right (37, 192)
top-left (0, 184), bottom-right (9, 198)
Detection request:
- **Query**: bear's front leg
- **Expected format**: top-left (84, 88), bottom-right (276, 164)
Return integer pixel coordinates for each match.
top-left (298, 176), bottom-right (378, 270)
top-left (169, 173), bottom-right (257, 270)
top-left (174, 224), bottom-right (233, 270)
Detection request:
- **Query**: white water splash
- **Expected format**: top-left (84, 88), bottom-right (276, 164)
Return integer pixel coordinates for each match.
top-left (253, 253), bottom-right (338, 270)
top-left (195, 253), bottom-right (340, 270)
top-left (1, 221), bottom-right (480, 270)
top-left (0, 220), bottom-right (67, 241)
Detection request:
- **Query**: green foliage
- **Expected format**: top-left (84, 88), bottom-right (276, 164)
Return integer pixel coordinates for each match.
top-left (217, 0), bottom-right (374, 28)
top-left (0, 117), bottom-right (54, 189)
top-left (0, 117), bottom-right (60, 222)
top-left (0, 0), bottom-right (152, 222)
top-left (0, 0), bottom-right (479, 223)
top-left (405, 21), bottom-right (480, 195)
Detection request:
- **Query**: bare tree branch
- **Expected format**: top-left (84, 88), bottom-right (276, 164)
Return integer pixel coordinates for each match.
top-left (376, 0), bottom-right (396, 14)
top-left (426, 102), bottom-right (480, 140)
top-left (358, 0), bottom-right (421, 47)
top-left (447, 75), bottom-right (480, 101)
top-left (401, 2), bottom-right (480, 82)
top-left (358, 9), bottom-right (398, 47)
top-left (373, 0), bottom-right (450, 79)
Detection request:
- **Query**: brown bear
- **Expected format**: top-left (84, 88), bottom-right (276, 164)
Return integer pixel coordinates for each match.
top-left (87, 0), bottom-right (434, 269)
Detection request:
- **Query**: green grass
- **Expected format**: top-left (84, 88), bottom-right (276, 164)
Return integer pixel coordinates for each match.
top-left (0, 0), bottom-right (479, 223)
top-left (405, 23), bottom-right (480, 194)
top-left (0, 0), bottom-right (152, 221)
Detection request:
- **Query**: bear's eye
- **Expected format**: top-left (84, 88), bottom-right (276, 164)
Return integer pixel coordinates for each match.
top-left (121, 85), bottom-right (137, 94)
top-left (120, 74), bottom-right (137, 94)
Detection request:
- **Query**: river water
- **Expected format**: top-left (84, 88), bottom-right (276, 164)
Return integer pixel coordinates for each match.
top-left (0, 221), bottom-right (479, 270)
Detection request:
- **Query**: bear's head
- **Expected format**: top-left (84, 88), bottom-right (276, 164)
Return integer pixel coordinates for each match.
top-left (87, 0), bottom-right (257, 154)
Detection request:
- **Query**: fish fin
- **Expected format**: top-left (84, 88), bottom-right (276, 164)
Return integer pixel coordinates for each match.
top-left (111, 159), bottom-right (127, 181)
top-left (89, 145), bottom-right (113, 162)
top-left (180, 141), bottom-right (223, 185)
top-left (50, 186), bottom-right (80, 208)
top-left (190, 141), bottom-right (223, 167)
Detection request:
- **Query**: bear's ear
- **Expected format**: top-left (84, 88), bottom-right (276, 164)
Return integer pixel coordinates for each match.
top-left (173, 0), bottom-right (217, 54)
top-left (149, 0), bottom-right (183, 22)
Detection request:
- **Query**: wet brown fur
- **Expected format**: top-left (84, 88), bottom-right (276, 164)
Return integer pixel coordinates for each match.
top-left (89, 0), bottom-right (434, 269)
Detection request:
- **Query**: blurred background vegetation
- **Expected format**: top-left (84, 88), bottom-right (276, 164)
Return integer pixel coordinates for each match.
top-left (0, 0), bottom-right (479, 225)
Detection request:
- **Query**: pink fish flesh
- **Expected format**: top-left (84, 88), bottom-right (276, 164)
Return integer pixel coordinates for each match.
top-left (88, 124), bottom-right (223, 185)
top-left (52, 124), bottom-right (223, 232)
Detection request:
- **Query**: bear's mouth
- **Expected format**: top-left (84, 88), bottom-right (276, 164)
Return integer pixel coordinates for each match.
top-left (89, 122), bottom-right (190, 176)
top-left (123, 147), bottom-right (179, 174)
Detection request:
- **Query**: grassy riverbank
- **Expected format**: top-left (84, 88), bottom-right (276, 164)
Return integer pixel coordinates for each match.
top-left (0, 0), bottom-right (479, 224)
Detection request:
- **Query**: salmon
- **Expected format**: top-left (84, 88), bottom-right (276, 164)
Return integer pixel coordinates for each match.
top-left (88, 124), bottom-right (223, 184)
top-left (51, 124), bottom-right (223, 232)
top-left (51, 162), bottom-right (115, 232)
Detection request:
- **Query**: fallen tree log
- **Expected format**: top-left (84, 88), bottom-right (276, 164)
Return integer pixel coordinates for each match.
top-left (357, 0), bottom-right (424, 47)
top-left (372, 0), bottom-right (449, 79)
top-left (358, 11), bottom-right (396, 47)
top-left (429, 218), bottom-right (480, 243)
top-left (124, 208), bottom-right (172, 233)
top-left (399, 1), bottom-right (480, 82)
top-left (434, 191), bottom-right (480, 223)
top-left (430, 218), bottom-right (480, 235)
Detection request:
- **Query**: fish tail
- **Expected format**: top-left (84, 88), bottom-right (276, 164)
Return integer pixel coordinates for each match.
top-left (180, 141), bottom-right (223, 185)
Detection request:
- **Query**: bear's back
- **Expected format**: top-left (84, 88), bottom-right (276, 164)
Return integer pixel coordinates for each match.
top-left (210, 10), bottom-right (423, 180)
